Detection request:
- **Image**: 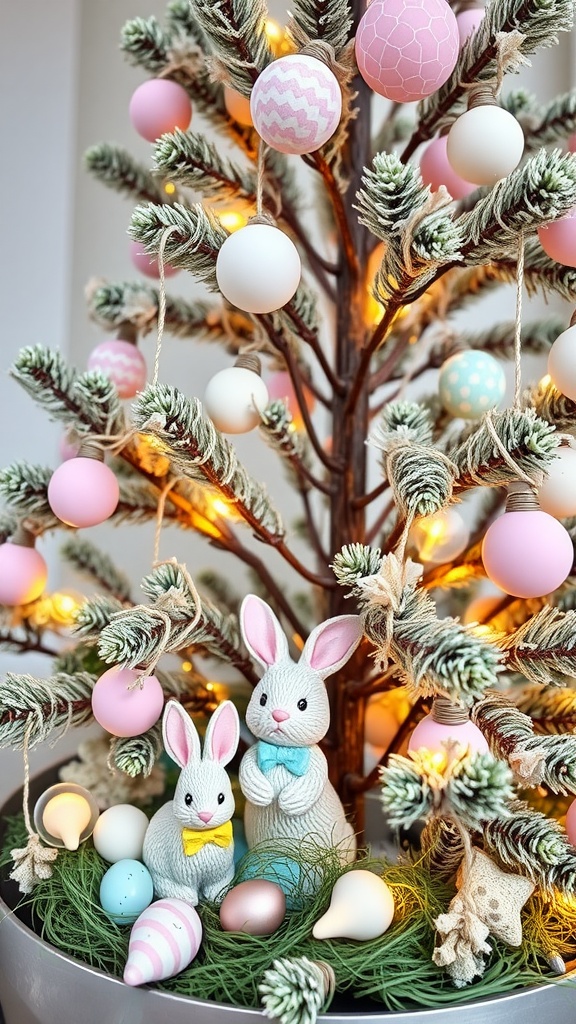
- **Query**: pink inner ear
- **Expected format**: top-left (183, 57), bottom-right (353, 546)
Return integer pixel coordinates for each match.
top-left (243, 596), bottom-right (278, 666)
top-left (209, 703), bottom-right (238, 763)
top-left (308, 618), bottom-right (360, 672)
top-left (165, 705), bottom-right (193, 766)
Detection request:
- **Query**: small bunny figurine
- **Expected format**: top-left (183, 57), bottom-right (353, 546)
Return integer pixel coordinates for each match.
top-left (238, 595), bottom-right (363, 865)
top-left (143, 698), bottom-right (240, 906)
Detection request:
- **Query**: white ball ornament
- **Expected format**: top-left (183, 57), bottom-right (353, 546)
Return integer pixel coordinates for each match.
top-left (204, 356), bottom-right (269, 434)
top-left (537, 446), bottom-right (576, 519)
top-left (216, 223), bottom-right (301, 314)
top-left (447, 103), bottom-right (524, 186)
top-left (93, 804), bottom-right (150, 863)
top-left (250, 54), bottom-right (342, 155)
top-left (548, 324), bottom-right (576, 401)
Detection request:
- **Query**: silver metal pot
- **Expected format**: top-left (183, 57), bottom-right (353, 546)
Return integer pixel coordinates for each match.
top-left (2, 771), bottom-right (576, 1024)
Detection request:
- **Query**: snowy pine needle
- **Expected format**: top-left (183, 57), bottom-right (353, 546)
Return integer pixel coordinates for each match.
top-left (260, 957), bottom-right (334, 1024)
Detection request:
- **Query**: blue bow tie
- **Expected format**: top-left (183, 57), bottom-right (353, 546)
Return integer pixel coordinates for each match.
top-left (257, 741), bottom-right (311, 777)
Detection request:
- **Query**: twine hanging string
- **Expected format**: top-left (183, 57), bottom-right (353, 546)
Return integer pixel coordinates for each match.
top-left (9, 722), bottom-right (58, 893)
top-left (513, 230), bottom-right (525, 410)
top-left (153, 224), bottom-right (182, 387)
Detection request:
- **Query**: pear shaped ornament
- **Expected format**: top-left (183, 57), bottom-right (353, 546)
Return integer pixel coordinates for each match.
top-left (312, 870), bottom-right (395, 941)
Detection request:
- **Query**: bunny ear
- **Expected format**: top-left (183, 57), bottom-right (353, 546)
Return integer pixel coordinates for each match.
top-left (203, 700), bottom-right (240, 766)
top-left (300, 615), bottom-right (364, 680)
top-left (162, 700), bottom-right (201, 769)
top-left (240, 594), bottom-right (289, 670)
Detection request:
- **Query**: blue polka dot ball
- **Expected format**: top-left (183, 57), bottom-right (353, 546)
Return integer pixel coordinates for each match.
top-left (439, 350), bottom-right (506, 419)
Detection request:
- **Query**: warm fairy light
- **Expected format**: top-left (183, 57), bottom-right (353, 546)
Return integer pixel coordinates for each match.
top-left (411, 508), bottom-right (470, 565)
top-left (181, 661), bottom-right (193, 672)
top-left (470, 623), bottom-right (496, 638)
top-left (219, 210), bottom-right (248, 233)
top-left (292, 632), bottom-right (305, 652)
top-left (419, 749), bottom-right (449, 773)
top-left (365, 242), bottom-right (385, 325)
top-left (206, 682), bottom-right (215, 691)
top-left (539, 374), bottom-right (552, 388)
top-left (263, 18), bottom-right (295, 55)
top-left (164, 181), bottom-right (176, 195)
top-left (51, 592), bottom-right (81, 622)
top-left (210, 497), bottom-right (233, 518)
top-left (27, 590), bottom-right (83, 628)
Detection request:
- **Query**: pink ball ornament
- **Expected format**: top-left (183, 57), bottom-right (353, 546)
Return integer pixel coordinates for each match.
top-left (419, 135), bottom-right (476, 200)
top-left (548, 324), bottom-right (576, 401)
top-left (456, 7), bottom-right (485, 46)
top-left (250, 54), bottom-right (342, 155)
top-left (538, 208), bottom-right (576, 267)
top-left (129, 79), bottom-right (192, 143)
top-left (48, 457), bottom-right (119, 528)
top-left (408, 714), bottom-right (489, 756)
top-left (91, 666), bottom-right (164, 738)
top-left (355, 0), bottom-right (459, 103)
top-left (0, 540), bottom-right (48, 606)
top-left (566, 798), bottom-right (576, 846)
top-left (482, 508), bottom-right (573, 599)
top-left (129, 240), bottom-right (179, 280)
top-left (88, 339), bottom-right (147, 399)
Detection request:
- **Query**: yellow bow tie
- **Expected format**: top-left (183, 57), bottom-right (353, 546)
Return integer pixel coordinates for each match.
top-left (181, 821), bottom-right (233, 856)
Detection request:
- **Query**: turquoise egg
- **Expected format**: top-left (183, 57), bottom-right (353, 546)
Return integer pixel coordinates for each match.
top-left (99, 858), bottom-right (154, 924)
top-left (439, 350), bottom-right (506, 419)
top-left (232, 818), bottom-right (249, 865)
top-left (237, 854), bottom-right (304, 910)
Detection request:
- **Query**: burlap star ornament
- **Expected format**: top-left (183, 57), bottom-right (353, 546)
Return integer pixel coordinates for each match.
top-left (433, 847), bottom-right (535, 987)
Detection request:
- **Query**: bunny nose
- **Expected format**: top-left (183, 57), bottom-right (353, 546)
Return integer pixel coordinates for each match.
top-left (198, 810), bottom-right (213, 823)
top-left (272, 709), bottom-right (290, 722)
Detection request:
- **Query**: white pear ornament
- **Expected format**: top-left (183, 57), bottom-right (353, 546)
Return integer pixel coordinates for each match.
top-left (238, 595), bottom-right (364, 864)
top-left (143, 699), bottom-right (240, 906)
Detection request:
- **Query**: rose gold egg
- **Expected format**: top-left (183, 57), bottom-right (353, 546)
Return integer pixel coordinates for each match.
top-left (219, 879), bottom-right (286, 935)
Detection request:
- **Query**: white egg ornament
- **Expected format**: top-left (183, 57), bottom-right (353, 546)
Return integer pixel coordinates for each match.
top-left (548, 322), bottom-right (576, 402)
top-left (216, 222), bottom-right (301, 314)
top-left (537, 445), bottom-right (576, 519)
top-left (204, 355), bottom-right (269, 434)
top-left (313, 870), bottom-right (395, 941)
top-left (447, 91), bottom-right (524, 186)
top-left (93, 804), bottom-right (150, 863)
top-left (124, 898), bottom-right (203, 986)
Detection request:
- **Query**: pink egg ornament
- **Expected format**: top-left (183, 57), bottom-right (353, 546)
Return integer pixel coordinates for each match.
top-left (266, 371), bottom-right (316, 430)
top-left (456, 7), bottom-right (485, 46)
top-left (538, 208), bottom-right (576, 268)
top-left (482, 509), bottom-right (573, 599)
top-left (566, 798), bottom-right (576, 846)
top-left (129, 79), bottom-right (192, 143)
top-left (419, 135), bottom-right (476, 200)
top-left (88, 339), bottom-right (147, 399)
top-left (124, 898), bottom-right (203, 986)
top-left (48, 457), bottom-right (119, 528)
top-left (408, 713), bottom-right (489, 756)
top-left (250, 54), bottom-right (342, 155)
top-left (219, 879), bottom-right (286, 936)
top-left (91, 666), bottom-right (165, 737)
top-left (129, 240), bottom-right (180, 280)
top-left (0, 539), bottom-right (48, 606)
top-left (355, 0), bottom-right (459, 103)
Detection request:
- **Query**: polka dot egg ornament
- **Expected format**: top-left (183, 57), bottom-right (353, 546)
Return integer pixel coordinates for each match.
top-left (250, 54), bottom-right (342, 155)
top-left (355, 0), bottom-right (459, 103)
top-left (439, 350), bottom-right (506, 419)
top-left (87, 339), bottom-right (147, 399)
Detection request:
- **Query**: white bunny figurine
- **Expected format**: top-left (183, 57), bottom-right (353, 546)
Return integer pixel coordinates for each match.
top-left (143, 698), bottom-right (240, 906)
top-left (238, 594), bottom-right (363, 865)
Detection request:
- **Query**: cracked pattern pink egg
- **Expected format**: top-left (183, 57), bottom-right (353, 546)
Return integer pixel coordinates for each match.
top-left (355, 0), bottom-right (459, 103)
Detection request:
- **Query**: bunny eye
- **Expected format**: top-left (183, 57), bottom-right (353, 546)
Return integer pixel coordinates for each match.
top-left (217, 792), bottom-right (225, 805)
top-left (259, 693), bottom-right (268, 707)
top-left (297, 698), bottom-right (308, 711)
top-left (185, 793), bottom-right (193, 806)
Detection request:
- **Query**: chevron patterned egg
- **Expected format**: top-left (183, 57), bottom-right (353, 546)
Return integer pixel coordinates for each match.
top-left (88, 339), bottom-right (147, 399)
top-left (123, 898), bottom-right (203, 986)
top-left (250, 54), bottom-right (342, 155)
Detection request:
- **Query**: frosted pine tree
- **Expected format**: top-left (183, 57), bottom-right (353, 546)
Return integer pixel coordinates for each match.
top-left (3, 0), bottom-right (576, 1011)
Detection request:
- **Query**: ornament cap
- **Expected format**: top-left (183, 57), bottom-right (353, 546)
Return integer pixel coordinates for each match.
top-left (116, 322), bottom-right (138, 346)
top-left (234, 354), bottom-right (262, 375)
top-left (431, 696), bottom-right (469, 726)
top-left (11, 522), bottom-right (36, 548)
top-left (77, 439), bottom-right (105, 462)
top-left (505, 481), bottom-right (540, 513)
top-left (467, 84), bottom-right (497, 110)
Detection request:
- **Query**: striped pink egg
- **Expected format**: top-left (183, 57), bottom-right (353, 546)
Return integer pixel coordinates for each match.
top-left (124, 898), bottom-right (203, 986)
top-left (87, 339), bottom-right (147, 399)
top-left (250, 54), bottom-right (342, 155)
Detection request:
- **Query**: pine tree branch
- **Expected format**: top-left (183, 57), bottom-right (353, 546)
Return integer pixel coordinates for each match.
top-left (458, 150), bottom-right (576, 264)
top-left (0, 672), bottom-right (95, 748)
top-left (514, 683), bottom-right (576, 731)
top-left (457, 317), bottom-right (565, 361)
top-left (190, 0), bottom-right (274, 96)
top-left (111, 727), bottom-right (163, 778)
top-left (523, 89), bottom-right (576, 151)
top-left (489, 239), bottom-right (576, 302)
top-left (0, 463), bottom-right (59, 524)
top-left (526, 377), bottom-right (576, 432)
top-left (500, 606), bottom-right (576, 687)
top-left (74, 596), bottom-right (126, 638)
top-left (60, 537), bottom-right (132, 603)
top-left (259, 400), bottom-right (329, 494)
top-left (286, 0), bottom-right (353, 53)
top-left (402, 0), bottom-right (576, 158)
top-left (165, 0), bottom-right (211, 48)
top-left (450, 409), bottom-right (560, 491)
top-left (483, 801), bottom-right (576, 894)
top-left (153, 128), bottom-right (255, 201)
top-left (85, 144), bottom-right (168, 205)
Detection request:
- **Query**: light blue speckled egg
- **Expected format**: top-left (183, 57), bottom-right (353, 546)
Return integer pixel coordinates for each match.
top-left (439, 350), bottom-right (506, 419)
top-left (99, 858), bottom-right (154, 925)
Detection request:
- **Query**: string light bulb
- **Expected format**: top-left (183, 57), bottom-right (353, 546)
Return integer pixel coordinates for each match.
top-left (411, 508), bottom-right (470, 564)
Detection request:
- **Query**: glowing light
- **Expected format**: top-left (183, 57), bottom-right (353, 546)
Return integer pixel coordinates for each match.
top-left (263, 18), bottom-right (294, 56)
top-left (539, 374), bottom-right (552, 388)
top-left (210, 497), bottom-right (233, 518)
top-left (164, 181), bottom-right (176, 195)
top-left (205, 682), bottom-right (215, 691)
top-left (365, 242), bottom-right (385, 325)
top-left (420, 749), bottom-right (449, 773)
top-left (411, 508), bottom-right (470, 565)
top-left (181, 661), bottom-right (193, 672)
top-left (219, 210), bottom-right (248, 233)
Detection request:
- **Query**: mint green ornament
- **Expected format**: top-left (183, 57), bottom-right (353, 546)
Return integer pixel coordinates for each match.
top-left (439, 350), bottom-right (506, 419)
